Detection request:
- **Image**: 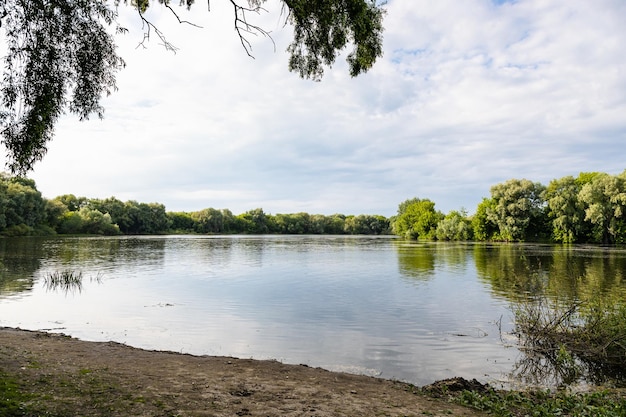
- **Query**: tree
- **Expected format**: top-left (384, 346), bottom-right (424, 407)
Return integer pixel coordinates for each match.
top-left (76, 207), bottom-right (120, 235)
top-left (284, 0), bottom-right (384, 79)
top-left (88, 197), bottom-right (131, 231)
top-left (220, 208), bottom-right (238, 233)
top-left (1, 0), bottom-right (385, 174)
top-left (486, 179), bottom-right (547, 242)
top-left (192, 207), bottom-right (225, 233)
top-left (1, 175), bottom-right (46, 231)
top-left (344, 214), bottom-right (389, 234)
top-left (57, 211), bottom-right (84, 234)
top-left (471, 198), bottom-right (498, 241)
top-left (436, 210), bottom-right (472, 241)
top-left (273, 212), bottom-right (311, 234)
top-left (112, 200), bottom-right (171, 234)
top-left (167, 211), bottom-right (196, 232)
top-left (578, 171), bottom-right (626, 244)
top-left (0, 0), bottom-right (125, 174)
top-left (44, 198), bottom-right (69, 229)
top-left (543, 174), bottom-right (597, 243)
top-left (392, 198), bottom-right (443, 240)
top-left (54, 194), bottom-right (89, 212)
top-left (238, 208), bottom-right (270, 233)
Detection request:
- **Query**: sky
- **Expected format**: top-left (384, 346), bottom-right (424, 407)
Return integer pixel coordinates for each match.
top-left (2, 0), bottom-right (625, 217)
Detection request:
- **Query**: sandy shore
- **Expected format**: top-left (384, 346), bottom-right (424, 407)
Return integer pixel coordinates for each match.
top-left (0, 327), bottom-right (486, 416)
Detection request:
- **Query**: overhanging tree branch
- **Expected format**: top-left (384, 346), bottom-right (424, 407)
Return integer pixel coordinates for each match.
top-left (1, 0), bottom-right (385, 174)
top-left (229, 0), bottom-right (274, 57)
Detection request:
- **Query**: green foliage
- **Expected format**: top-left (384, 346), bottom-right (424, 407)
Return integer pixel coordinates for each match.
top-left (471, 198), bottom-right (498, 241)
top-left (578, 171), bottom-right (626, 244)
top-left (4, 170), bottom-right (626, 242)
top-left (167, 211), bottom-right (196, 233)
top-left (273, 212), bottom-right (311, 234)
top-left (88, 197), bottom-right (129, 230)
top-left (457, 388), bottom-right (626, 417)
top-left (44, 199), bottom-right (69, 229)
top-left (0, 0), bottom-right (125, 174)
top-left (544, 175), bottom-right (587, 243)
top-left (54, 194), bottom-right (88, 212)
top-left (344, 214), bottom-right (390, 234)
top-left (238, 208), bottom-right (270, 234)
top-left (392, 198), bottom-right (443, 240)
top-left (125, 201), bottom-right (171, 234)
top-left (1, 0), bottom-right (384, 173)
top-left (435, 210), bottom-right (472, 241)
top-left (486, 178), bottom-right (547, 242)
top-left (57, 208), bottom-right (120, 235)
top-left (0, 173), bottom-right (47, 235)
top-left (285, 0), bottom-right (385, 80)
top-left (0, 371), bottom-right (32, 416)
top-left (79, 208), bottom-right (120, 235)
top-left (2, 223), bottom-right (34, 237)
top-left (192, 208), bottom-right (228, 233)
top-left (309, 213), bottom-right (342, 234)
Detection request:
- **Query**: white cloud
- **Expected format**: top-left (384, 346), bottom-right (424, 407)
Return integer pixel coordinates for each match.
top-left (2, 0), bottom-right (625, 216)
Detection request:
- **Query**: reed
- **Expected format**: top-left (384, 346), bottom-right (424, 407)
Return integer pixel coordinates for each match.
top-left (43, 270), bottom-right (84, 293)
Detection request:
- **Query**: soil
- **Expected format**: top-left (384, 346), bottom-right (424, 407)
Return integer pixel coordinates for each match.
top-left (0, 327), bottom-right (486, 416)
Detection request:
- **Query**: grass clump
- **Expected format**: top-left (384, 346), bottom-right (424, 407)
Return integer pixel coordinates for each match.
top-left (43, 270), bottom-right (84, 293)
top-left (0, 372), bottom-right (30, 416)
top-left (457, 388), bottom-right (626, 417)
top-left (0, 371), bottom-right (57, 417)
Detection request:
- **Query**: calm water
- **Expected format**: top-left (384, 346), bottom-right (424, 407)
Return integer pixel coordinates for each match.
top-left (1, 235), bottom-right (625, 387)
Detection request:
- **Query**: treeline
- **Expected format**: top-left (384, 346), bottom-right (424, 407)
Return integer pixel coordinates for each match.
top-left (0, 174), bottom-right (390, 236)
top-left (394, 170), bottom-right (626, 244)
top-left (2, 170), bottom-right (625, 243)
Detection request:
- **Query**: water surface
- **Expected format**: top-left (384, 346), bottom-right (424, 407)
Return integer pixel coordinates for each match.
top-left (1, 236), bottom-right (625, 387)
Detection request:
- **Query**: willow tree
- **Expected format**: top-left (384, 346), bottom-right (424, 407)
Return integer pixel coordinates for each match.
top-left (0, 0), bottom-right (385, 174)
top-left (486, 178), bottom-right (547, 242)
top-left (579, 171), bottom-right (626, 244)
top-left (543, 172), bottom-right (599, 243)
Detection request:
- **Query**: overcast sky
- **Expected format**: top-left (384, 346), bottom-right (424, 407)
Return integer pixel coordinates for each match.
top-left (3, 0), bottom-right (625, 217)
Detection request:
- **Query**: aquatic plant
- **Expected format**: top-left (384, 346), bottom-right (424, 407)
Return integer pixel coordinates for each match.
top-left (43, 270), bottom-right (84, 294)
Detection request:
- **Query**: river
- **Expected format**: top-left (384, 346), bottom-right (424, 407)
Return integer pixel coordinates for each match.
top-left (1, 235), bottom-right (625, 387)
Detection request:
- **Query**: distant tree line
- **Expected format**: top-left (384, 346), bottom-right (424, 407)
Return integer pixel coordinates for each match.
top-left (1, 170), bottom-right (625, 243)
top-left (0, 174), bottom-right (390, 236)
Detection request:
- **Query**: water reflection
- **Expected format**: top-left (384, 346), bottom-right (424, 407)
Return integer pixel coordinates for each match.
top-left (473, 244), bottom-right (550, 301)
top-left (393, 241), bottom-right (626, 387)
top-left (472, 244), bottom-right (626, 302)
top-left (0, 238), bottom-right (44, 296)
top-left (395, 242), bottom-right (436, 281)
top-left (0, 237), bottom-right (169, 298)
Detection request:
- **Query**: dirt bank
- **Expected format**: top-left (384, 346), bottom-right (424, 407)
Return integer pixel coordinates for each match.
top-left (0, 327), bottom-right (485, 416)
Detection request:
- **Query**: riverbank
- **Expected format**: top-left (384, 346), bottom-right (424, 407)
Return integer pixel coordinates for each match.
top-left (1, 327), bottom-right (484, 416)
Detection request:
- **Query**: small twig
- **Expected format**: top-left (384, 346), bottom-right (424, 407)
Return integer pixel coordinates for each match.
top-left (230, 0), bottom-right (275, 58)
top-left (130, 0), bottom-right (274, 58)
top-left (135, 9), bottom-right (179, 53)
top-left (164, 3), bottom-right (202, 28)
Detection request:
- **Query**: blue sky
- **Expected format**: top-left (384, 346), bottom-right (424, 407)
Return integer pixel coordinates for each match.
top-left (2, 0), bottom-right (625, 217)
